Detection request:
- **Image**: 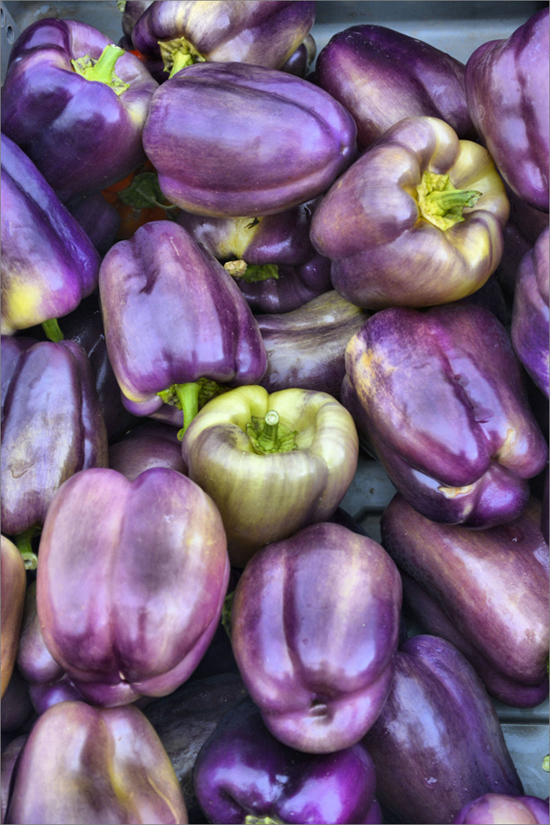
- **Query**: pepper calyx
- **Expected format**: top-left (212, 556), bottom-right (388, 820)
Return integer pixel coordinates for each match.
top-left (158, 378), bottom-right (229, 439)
top-left (244, 817), bottom-right (285, 825)
top-left (118, 172), bottom-right (178, 211)
top-left (71, 45), bottom-right (130, 96)
top-left (246, 410), bottom-right (298, 455)
top-left (417, 171), bottom-right (482, 231)
top-left (15, 526), bottom-right (40, 571)
top-left (224, 261), bottom-right (279, 283)
top-left (159, 37), bottom-right (206, 78)
top-left (42, 318), bottom-right (64, 343)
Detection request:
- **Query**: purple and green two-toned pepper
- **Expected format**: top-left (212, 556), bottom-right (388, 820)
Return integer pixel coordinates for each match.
top-left (99, 220), bottom-right (267, 435)
top-left (36, 466), bottom-right (229, 707)
top-left (310, 115), bottom-right (509, 310)
top-left (381, 494), bottom-right (549, 707)
top-left (316, 24), bottom-right (474, 150)
top-left (342, 302), bottom-right (548, 528)
top-left (363, 635), bottom-right (523, 825)
top-left (1, 134), bottom-right (100, 340)
top-left (194, 696), bottom-right (382, 824)
top-left (142, 62), bottom-right (357, 217)
top-left (1, 18), bottom-right (158, 206)
top-left (465, 7), bottom-right (549, 212)
top-left (132, 0), bottom-right (315, 80)
top-left (231, 521), bottom-right (402, 754)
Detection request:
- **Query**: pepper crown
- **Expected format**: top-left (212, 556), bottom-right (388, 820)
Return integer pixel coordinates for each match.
top-left (246, 410), bottom-right (298, 454)
top-left (417, 171), bottom-right (482, 231)
top-left (71, 44), bottom-right (129, 95)
top-left (160, 36), bottom-right (206, 78)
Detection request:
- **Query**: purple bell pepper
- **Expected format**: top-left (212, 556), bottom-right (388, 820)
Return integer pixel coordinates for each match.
top-left (1, 735), bottom-right (27, 824)
top-left (99, 221), bottom-right (267, 433)
top-left (316, 24), bottom-right (474, 150)
top-left (69, 192), bottom-right (121, 257)
top-left (494, 184), bottom-right (549, 295)
top-left (310, 115), bottom-right (509, 310)
top-left (1, 669), bottom-right (33, 735)
top-left (142, 62), bottom-right (357, 217)
top-left (121, 0), bottom-right (154, 40)
top-left (453, 794), bottom-right (550, 824)
top-left (465, 8), bottom-right (549, 212)
top-left (109, 421), bottom-right (186, 480)
top-left (381, 494), bottom-right (549, 707)
top-left (362, 635), bottom-right (523, 825)
top-left (1, 339), bottom-right (108, 541)
top-left (194, 696), bottom-right (382, 824)
top-left (1, 18), bottom-right (158, 206)
top-left (4, 701), bottom-right (188, 824)
top-left (511, 226), bottom-right (549, 397)
top-left (282, 33), bottom-right (317, 77)
top-left (231, 521), bottom-right (402, 753)
top-left (341, 303), bottom-right (548, 527)
top-left (1, 134), bottom-right (100, 339)
top-left (36, 467), bottom-right (230, 706)
top-left (0, 537), bottom-right (26, 699)
top-left (132, 1), bottom-right (316, 80)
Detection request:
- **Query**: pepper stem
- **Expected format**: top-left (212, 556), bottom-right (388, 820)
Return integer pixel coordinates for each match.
top-left (224, 261), bottom-right (279, 283)
top-left (71, 45), bottom-right (130, 95)
top-left (159, 36), bottom-right (206, 78)
top-left (42, 318), bottom-right (64, 342)
top-left (174, 382), bottom-right (200, 439)
top-left (244, 817), bottom-right (284, 825)
top-left (15, 527), bottom-right (39, 571)
top-left (417, 171), bottom-right (482, 231)
top-left (246, 410), bottom-right (298, 455)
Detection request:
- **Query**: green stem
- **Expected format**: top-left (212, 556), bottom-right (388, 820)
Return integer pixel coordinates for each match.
top-left (15, 527), bottom-right (39, 571)
top-left (425, 188), bottom-right (482, 212)
top-left (246, 410), bottom-right (298, 455)
top-left (175, 382), bottom-right (200, 440)
top-left (543, 754), bottom-right (549, 772)
top-left (42, 318), bottom-right (64, 342)
top-left (169, 50), bottom-right (196, 78)
top-left (226, 262), bottom-right (279, 283)
top-left (257, 410), bottom-right (280, 451)
top-left (416, 171), bottom-right (482, 231)
top-left (72, 45), bottom-right (129, 95)
top-left (244, 816), bottom-right (284, 825)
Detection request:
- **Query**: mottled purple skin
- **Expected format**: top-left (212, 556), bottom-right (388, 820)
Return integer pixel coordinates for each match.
top-left (1, 19), bottom-right (158, 206)
top-left (257, 290), bottom-right (369, 397)
top-left (465, 8), bottom-right (549, 212)
top-left (231, 522), bottom-right (402, 754)
top-left (512, 226), bottom-right (549, 397)
top-left (0, 135), bottom-right (100, 335)
top-left (453, 794), bottom-right (550, 824)
top-left (5, 702), bottom-right (188, 824)
top-left (310, 116), bottom-right (509, 310)
top-left (341, 303), bottom-right (548, 527)
top-left (143, 62), bottom-right (357, 217)
top-left (99, 221), bottom-right (267, 416)
top-left (316, 24), bottom-right (473, 149)
top-left (69, 193), bottom-right (121, 257)
top-left (36, 467), bottom-right (230, 706)
top-left (0, 538), bottom-right (26, 700)
top-left (381, 494), bottom-right (549, 707)
top-left (1, 340), bottom-right (108, 536)
top-left (363, 635), bottom-right (523, 825)
top-left (194, 696), bottom-right (382, 824)
top-left (109, 421), bottom-right (186, 480)
top-left (132, 1), bottom-right (316, 77)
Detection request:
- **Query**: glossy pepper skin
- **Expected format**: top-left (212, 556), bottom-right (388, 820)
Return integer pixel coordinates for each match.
top-left (194, 696), bottom-right (382, 824)
top-left (1, 339), bottom-right (108, 538)
top-left (1, 18), bottom-right (158, 206)
top-left (453, 794), bottom-right (550, 824)
top-left (132, 1), bottom-right (316, 80)
top-left (231, 522), bottom-right (402, 754)
top-left (4, 701), bottom-right (188, 825)
top-left (310, 116), bottom-right (509, 310)
top-left (465, 8), bottom-right (549, 212)
top-left (99, 221), bottom-right (267, 428)
top-left (1, 537), bottom-right (26, 699)
top-left (316, 24), bottom-right (473, 150)
top-left (181, 386), bottom-right (359, 567)
top-left (362, 635), bottom-right (523, 825)
top-left (381, 494), bottom-right (549, 707)
top-left (143, 62), bottom-right (357, 217)
top-left (511, 227), bottom-right (549, 398)
top-left (36, 467), bottom-right (230, 707)
top-left (1, 134), bottom-right (100, 337)
top-left (341, 303), bottom-right (548, 528)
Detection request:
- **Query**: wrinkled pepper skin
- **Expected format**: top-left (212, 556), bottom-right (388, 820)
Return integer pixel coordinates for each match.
top-left (316, 25), bottom-right (473, 149)
top-left (362, 635), bottom-right (523, 825)
top-left (465, 8), bottom-right (549, 212)
top-left (99, 221), bottom-right (267, 421)
top-left (511, 227), bottom-right (549, 398)
top-left (5, 701), bottom-right (188, 825)
top-left (310, 116), bottom-right (509, 310)
top-left (381, 494), bottom-right (549, 707)
top-left (181, 386), bottom-right (359, 566)
top-left (231, 522), bottom-right (402, 754)
top-left (257, 291), bottom-right (369, 397)
top-left (341, 303), bottom-right (548, 528)
top-left (132, 1), bottom-right (316, 80)
top-left (1, 340), bottom-right (108, 537)
top-left (1, 134), bottom-right (100, 336)
top-left (36, 467), bottom-right (230, 706)
top-left (143, 62), bottom-right (357, 217)
top-left (194, 696), bottom-right (382, 824)
top-left (453, 794), bottom-right (550, 824)
top-left (109, 421), bottom-right (186, 480)
top-left (1, 537), bottom-right (26, 699)
top-left (1, 18), bottom-right (158, 206)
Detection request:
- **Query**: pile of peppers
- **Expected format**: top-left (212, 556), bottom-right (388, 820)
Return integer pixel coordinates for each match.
top-left (1, 2), bottom-right (549, 824)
